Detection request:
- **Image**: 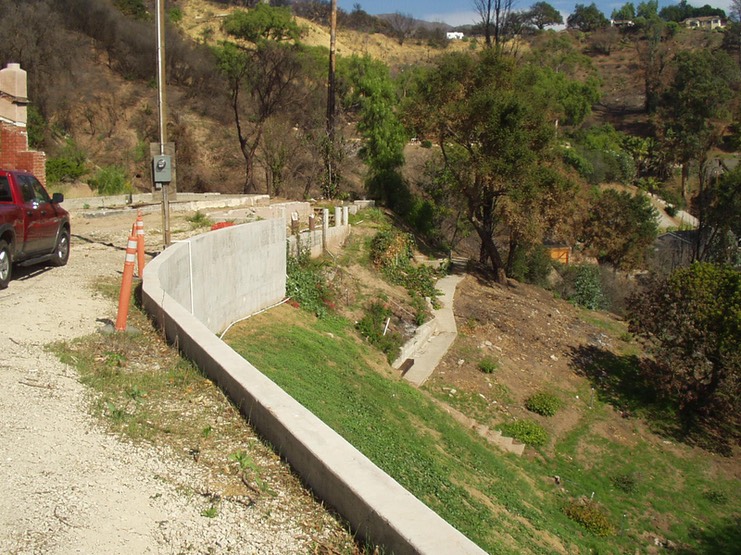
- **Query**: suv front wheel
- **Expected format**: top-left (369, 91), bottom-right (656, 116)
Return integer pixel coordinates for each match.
top-left (50, 228), bottom-right (70, 267)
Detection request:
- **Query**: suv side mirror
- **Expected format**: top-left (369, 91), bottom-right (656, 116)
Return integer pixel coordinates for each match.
top-left (51, 192), bottom-right (64, 204)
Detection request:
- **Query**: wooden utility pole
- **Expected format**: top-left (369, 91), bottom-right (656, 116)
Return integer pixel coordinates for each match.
top-left (156, 0), bottom-right (171, 246)
top-left (325, 0), bottom-right (338, 198)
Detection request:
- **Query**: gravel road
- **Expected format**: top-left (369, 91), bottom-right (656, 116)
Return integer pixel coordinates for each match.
top-left (0, 209), bottom-right (330, 554)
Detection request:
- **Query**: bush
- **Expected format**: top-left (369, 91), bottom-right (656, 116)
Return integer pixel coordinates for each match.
top-left (286, 254), bottom-right (333, 318)
top-left (369, 229), bottom-right (442, 305)
top-left (356, 301), bottom-right (403, 363)
top-left (525, 392), bottom-right (562, 416)
top-left (563, 499), bottom-right (615, 536)
top-left (478, 357), bottom-right (498, 374)
top-left (571, 265), bottom-right (605, 310)
top-left (47, 139), bottom-right (87, 185)
top-left (420, 139), bottom-right (432, 148)
top-left (88, 165), bottom-right (131, 195)
top-left (509, 245), bottom-right (553, 287)
top-left (498, 419), bottom-right (548, 446)
top-left (611, 472), bottom-right (639, 493)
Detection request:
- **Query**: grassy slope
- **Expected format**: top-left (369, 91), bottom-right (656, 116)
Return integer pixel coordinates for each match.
top-left (226, 305), bottom-right (740, 554)
top-left (223, 219), bottom-right (740, 555)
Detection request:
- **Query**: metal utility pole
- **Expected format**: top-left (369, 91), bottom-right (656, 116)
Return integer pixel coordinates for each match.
top-left (156, 0), bottom-right (171, 246)
top-left (324, 0), bottom-right (338, 198)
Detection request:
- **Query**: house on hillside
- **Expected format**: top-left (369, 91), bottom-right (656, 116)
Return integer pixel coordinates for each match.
top-left (446, 32), bottom-right (464, 40)
top-left (682, 16), bottom-right (725, 30)
top-left (610, 19), bottom-right (634, 28)
top-left (653, 231), bottom-right (696, 274)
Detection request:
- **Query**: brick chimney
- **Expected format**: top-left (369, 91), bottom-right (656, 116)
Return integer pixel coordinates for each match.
top-left (0, 63), bottom-right (46, 185)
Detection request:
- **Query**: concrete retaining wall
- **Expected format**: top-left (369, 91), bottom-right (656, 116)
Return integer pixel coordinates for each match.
top-left (142, 219), bottom-right (486, 555)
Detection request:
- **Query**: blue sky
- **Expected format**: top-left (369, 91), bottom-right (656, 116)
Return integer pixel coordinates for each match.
top-left (336, 1), bottom-right (734, 26)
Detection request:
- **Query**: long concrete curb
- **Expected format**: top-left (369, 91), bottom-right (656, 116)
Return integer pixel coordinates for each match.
top-left (142, 220), bottom-right (486, 555)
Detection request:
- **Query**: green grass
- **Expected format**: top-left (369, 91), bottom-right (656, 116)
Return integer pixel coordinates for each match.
top-left (225, 307), bottom-right (741, 554)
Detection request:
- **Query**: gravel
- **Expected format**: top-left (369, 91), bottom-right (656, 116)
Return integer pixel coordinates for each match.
top-left (0, 209), bottom-right (339, 554)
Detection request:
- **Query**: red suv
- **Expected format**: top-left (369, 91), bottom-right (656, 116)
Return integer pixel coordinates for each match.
top-left (0, 170), bottom-right (70, 289)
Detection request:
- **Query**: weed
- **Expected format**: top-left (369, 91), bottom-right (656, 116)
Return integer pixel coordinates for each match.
top-left (104, 351), bottom-right (126, 368)
top-left (126, 384), bottom-right (146, 401)
top-left (563, 498), bottom-right (615, 536)
top-left (286, 253), bottom-right (334, 318)
top-left (478, 357), bottom-right (498, 374)
top-left (356, 301), bottom-right (403, 363)
top-left (88, 165), bottom-right (131, 195)
top-left (201, 425), bottom-right (213, 438)
top-left (702, 489), bottom-right (728, 505)
top-left (525, 392), bottom-right (562, 417)
top-left (611, 472), bottom-right (639, 493)
top-left (201, 504), bottom-right (219, 518)
top-left (498, 419), bottom-right (548, 446)
top-left (104, 400), bottom-right (126, 422)
top-left (186, 211), bottom-right (213, 229)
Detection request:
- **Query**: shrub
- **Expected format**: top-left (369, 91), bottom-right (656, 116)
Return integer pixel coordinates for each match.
top-left (571, 265), bottom-right (605, 310)
top-left (186, 211), bottom-right (212, 229)
top-left (611, 472), bottom-right (639, 493)
top-left (356, 301), bottom-right (403, 363)
top-left (664, 204), bottom-right (678, 217)
top-left (509, 245), bottom-right (553, 287)
top-left (369, 229), bottom-right (442, 305)
top-left (420, 139), bottom-right (432, 148)
top-left (525, 392), bottom-right (562, 416)
top-left (563, 498), bottom-right (615, 536)
top-left (88, 165), bottom-right (131, 195)
top-left (286, 254), bottom-right (333, 318)
top-left (47, 139), bottom-right (87, 185)
top-left (478, 357), bottom-right (498, 374)
top-left (498, 419), bottom-right (548, 446)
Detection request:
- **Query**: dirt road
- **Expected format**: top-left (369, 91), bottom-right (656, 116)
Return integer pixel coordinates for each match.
top-left (0, 208), bottom-right (326, 554)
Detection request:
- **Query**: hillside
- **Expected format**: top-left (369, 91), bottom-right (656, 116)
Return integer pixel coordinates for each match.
top-left (22, 0), bottom-right (733, 207)
top-left (223, 209), bottom-right (740, 553)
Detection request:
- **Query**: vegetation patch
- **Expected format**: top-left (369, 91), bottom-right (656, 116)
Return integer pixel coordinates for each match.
top-left (356, 301), bottom-right (403, 363)
top-left (477, 357), bottom-right (498, 374)
top-left (497, 419), bottom-right (549, 447)
top-left (525, 391), bottom-right (563, 417)
top-left (563, 498), bottom-right (615, 536)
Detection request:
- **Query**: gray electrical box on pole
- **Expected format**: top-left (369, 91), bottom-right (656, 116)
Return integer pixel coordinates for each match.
top-left (153, 154), bottom-right (172, 183)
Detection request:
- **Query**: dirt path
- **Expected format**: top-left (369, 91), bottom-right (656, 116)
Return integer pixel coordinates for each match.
top-left (0, 209), bottom-right (321, 554)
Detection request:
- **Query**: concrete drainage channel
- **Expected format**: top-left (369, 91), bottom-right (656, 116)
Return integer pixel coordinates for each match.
top-left (142, 218), bottom-right (487, 555)
top-left (393, 273), bottom-right (525, 457)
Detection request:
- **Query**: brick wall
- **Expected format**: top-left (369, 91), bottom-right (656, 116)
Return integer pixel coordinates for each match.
top-left (0, 124), bottom-right (47, 186)
top-left (0, 63), bottom-right (47, 186)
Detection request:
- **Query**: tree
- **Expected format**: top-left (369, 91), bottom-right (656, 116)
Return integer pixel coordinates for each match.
top-left (635, 15), bottom-right (669, 114)
top-left (732, 0), bottom-right (741, 21)
top-left (473, 0), bottom-right (515, 49)
top-left (526, 2), bottom-right (563, 30)
top-left (339, 55), bottom-right (407, 207)
top-left (627, 263), bottom-right (741, 443)
top-left (581, 189), bottom-right (658, 271)
top-left (636, 0), bottom-right (658, 19)
top-left (222, 3), bottom-right (302, 43)
top-left (386, 11), bottom-right (416, 45)
top-left (658, 50), bottom-right (739, 200)
top-left (611, 2), bottom-right (635, 21)
top-left (214, 40), bottom-right (305, 192)
top-left (693, 164), bottom-right (741, 264)
top-left (567, 3), bottom-right (608, 32)
top-left (404, 51), bottom-right (580, 283)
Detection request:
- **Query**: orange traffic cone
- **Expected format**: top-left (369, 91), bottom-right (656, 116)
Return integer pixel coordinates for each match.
top-left (135, 211), bottom-right (145, 278)
top-left (115, 231), bottom-right (138, 332)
